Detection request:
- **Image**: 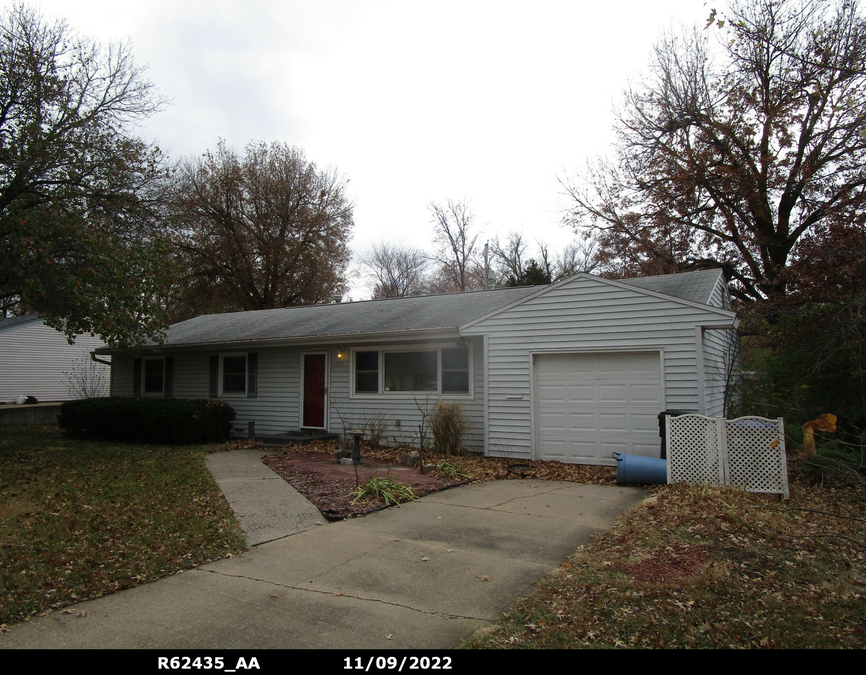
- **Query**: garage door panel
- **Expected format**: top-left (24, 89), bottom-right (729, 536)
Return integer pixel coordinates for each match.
top-left (631, 383), bottom-right (663, 403)
top-left (598, 384), bottom-right (627, 402)
top-left (632, 412), bottom-right (661, 433)
top-left (535, 352), bottom-right (663, 465)
top-left (565, 383), bottom-right (596, 402)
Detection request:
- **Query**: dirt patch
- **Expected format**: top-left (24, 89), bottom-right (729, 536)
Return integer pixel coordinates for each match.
top-left (622, 542), bottom-right (712, 583)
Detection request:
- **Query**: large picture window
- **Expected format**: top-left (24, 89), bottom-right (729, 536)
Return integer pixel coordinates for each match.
top-left (353, 346), bottom-right (471, 395)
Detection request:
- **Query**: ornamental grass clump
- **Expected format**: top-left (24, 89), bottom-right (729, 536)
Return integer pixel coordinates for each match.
top-left (349, 471), bottom-right (417, 506)
top-left (429, 401), bottom-right (469, 455)
top-left (435, 459), bottom-right (470, 480)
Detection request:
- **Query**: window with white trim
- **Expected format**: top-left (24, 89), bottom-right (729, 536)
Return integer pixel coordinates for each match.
top-left (220, 354), bottom-right (247, 395)
top-left (352, 346), bottom-right (471, 395)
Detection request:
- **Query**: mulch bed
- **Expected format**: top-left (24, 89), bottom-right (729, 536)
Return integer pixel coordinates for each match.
top-left (261, 451), bottom-right (467, 520)
top-left (247, 439), bottom-right (618, 521)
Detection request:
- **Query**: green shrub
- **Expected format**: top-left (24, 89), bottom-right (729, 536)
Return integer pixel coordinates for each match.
top-left (59, 398), bottom-right (235, 444)
top-left (429, 401), bottom-right (469, 455)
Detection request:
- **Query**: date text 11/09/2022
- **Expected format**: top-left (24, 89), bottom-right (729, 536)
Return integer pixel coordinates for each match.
top-left (345, 657), bottom-right (453, 671)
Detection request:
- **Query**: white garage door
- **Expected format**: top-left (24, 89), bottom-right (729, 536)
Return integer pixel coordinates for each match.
top-left (534, 351), bottom-right (663, 465)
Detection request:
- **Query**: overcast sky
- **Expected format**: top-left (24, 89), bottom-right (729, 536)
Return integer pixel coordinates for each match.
top-left (25, 0), bottom-right (712, 299)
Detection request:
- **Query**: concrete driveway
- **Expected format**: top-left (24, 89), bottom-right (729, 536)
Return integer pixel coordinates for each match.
top-left (0, 452), bottom-right (646, 649)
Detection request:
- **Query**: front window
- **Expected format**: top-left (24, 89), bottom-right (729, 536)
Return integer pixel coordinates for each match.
top-left (355, 351), bottom-right (379, 393)
top-left (222, 355), bottom-right (247, 394)
top-left (143, 358), bottom-right (164, 395)
top-left (353, 346), bottom-right (470, 395)
top-left (384, 351), bottom-right (437, 392)
top-left (441, 348), bottom-right (470, 394)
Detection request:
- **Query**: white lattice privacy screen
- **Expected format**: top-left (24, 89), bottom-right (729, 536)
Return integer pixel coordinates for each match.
top-left (666, 414), bottom-right (788, 499)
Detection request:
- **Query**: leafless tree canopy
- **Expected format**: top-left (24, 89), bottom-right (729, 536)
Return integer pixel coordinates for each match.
top-left (429, 199), bottom-right (483, 292)
top-left (168, 140), bottom-right (353, 319)
top-left (489, 232), bottom-right (598, 286)
top-left (563, 0), bottom-right (866, 302)
top-left (358, 241), bottom-right (429, 298)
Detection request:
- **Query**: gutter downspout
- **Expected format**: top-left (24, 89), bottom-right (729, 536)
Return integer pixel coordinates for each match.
top-left (90, 352), bottom-right (111, 366)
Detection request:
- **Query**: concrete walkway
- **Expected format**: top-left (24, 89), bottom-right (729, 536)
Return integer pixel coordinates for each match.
top-left (204, 449), bottom-right (328, 545)
top-left (0, 451), bottom-right (646, 649)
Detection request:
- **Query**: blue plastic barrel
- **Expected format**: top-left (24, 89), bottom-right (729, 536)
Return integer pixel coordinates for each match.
top-left (613, 452), bottom-right (667, 485)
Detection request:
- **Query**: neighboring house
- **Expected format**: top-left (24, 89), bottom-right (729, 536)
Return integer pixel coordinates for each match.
top-left (98, 269), bottom-right (739, 466)
top-left (0, 315), bottom-right (110, 403)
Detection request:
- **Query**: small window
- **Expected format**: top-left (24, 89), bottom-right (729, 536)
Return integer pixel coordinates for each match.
top-left (441, 348), bottom-right (470, 394)
top-left (222, 355), bottom-right (247, 394)
top-left (143, 358), bottom-right (164, 395)
top-left (355, 351), bottom-right (379, 393)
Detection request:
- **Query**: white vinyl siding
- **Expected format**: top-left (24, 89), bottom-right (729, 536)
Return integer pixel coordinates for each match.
top-left (108, 337), bottom-right (486, 451)
top-left (462, 275), bottom-right (735, 462)
top-left (333, 338), bottom-right (484, 451)
top-left (0, 319), bottom-right (109, 403)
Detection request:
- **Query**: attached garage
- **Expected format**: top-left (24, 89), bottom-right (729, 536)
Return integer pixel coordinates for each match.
top-left (460, 269), bottom-right (739, 465)
top-left (533, 351), bottom-right (663, 465)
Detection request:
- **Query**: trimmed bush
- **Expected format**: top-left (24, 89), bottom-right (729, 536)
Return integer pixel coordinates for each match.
top-left (59, 398), bottom-right (236, 444)
top-left (429, 401), bottom-right (469, 455)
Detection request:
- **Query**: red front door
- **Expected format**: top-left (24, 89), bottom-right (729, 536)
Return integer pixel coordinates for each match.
top-left (303, 353), bottom-right (327, 428)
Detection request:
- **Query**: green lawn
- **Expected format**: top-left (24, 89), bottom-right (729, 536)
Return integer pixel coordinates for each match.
top-left (0, 425), bottom-right (246, 625)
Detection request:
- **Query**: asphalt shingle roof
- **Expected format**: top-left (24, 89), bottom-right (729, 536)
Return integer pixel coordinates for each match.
top-left (156, 286), bottom-right (540, 348)
top-left (616, 269), bottom-right (723, 305)
top-left (120, 269), bottom-right (727, 351)
top-left (0, 314), bottom-right (41, 331)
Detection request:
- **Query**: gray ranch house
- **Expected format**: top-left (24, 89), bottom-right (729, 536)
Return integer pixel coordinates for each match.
top-left (98, 269), bottom-right (739, 466)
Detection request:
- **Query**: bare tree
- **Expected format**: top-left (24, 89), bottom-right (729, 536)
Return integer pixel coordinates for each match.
top-left (358, 241), bottom-right (429, 298)
top-left (489, 232), bottom-right (599, 285)
top-left (429, 199), bottom-right (482, 292)
top-left (553, 240), bottom-right (600, 279)
top-left (489, 232), bottom-right (528, 285)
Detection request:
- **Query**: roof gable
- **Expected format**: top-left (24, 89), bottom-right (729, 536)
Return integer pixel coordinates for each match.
top-left (460, 269), bottom-right (735, 331)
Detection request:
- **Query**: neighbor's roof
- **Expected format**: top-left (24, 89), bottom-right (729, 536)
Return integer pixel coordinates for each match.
top-left (0, 314), bottom-right (42, 331)
top-left (617, 268), bottom-right (724, 305)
